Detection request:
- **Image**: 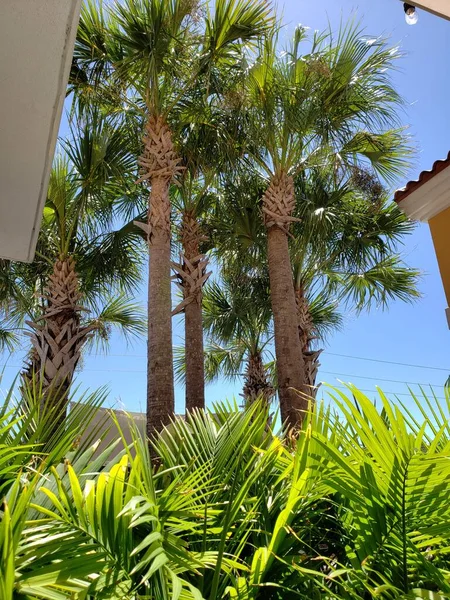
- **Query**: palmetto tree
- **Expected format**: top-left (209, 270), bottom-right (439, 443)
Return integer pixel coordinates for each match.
top-left (290, 168), bottom-right (420, 392)
top-left (241, 25), bottom-right (412, 428)
top-left (171, 75), bottom-right (253, 413)
top-left (0, 113), bottom-right (145, 420)
top-left (196, 276), bottom-right (339, 404)
top-left (74, 0), bottom-right (273, 436)
top-left (208, 168), bottom-right (418, 412)
top-left (171, 181), bottom-right (213, 413)
top-left (191, 275), bottom-right (274, 406)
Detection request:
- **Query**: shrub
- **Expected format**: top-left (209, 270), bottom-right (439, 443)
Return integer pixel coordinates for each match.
top-left (1, 386), bottom-right (450, 599)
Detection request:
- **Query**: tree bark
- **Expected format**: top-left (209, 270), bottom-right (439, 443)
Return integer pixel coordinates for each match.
top-left (172, 211), bottom-right (211, 413)
top-left (184, 296), bottom-right (205, 412)
top-left (295, 286), bottom-right (322, 398)
top-left (242, 351), bottom-right (274, 407)
top-left (23, 256), bottom-right (93, 430)
top-left (263, 172), bottom-right (309, 429)
top-left (137, 115), bottom-right (182, 439)
top-left (146, 177), bottom-right (175, 438)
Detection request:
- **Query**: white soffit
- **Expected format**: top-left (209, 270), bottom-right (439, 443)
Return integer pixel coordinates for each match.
top-left (396, 164), bottom-right (450, 222)
top-left (411, 0), bottom-right (450, 20)
top-left (0, 0), bottom-right (82, 262)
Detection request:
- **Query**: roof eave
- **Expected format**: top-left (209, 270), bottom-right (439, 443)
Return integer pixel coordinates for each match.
top-left (394, 153), bottom-right (450, 222)
top-left (0, 0), bottom-right (82, 263)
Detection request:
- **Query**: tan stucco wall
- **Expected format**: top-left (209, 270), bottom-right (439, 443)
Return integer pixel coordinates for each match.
top-left (69, 404), bottom-right (147, 460)
top-left (429, 205), bottom-right (450, 306)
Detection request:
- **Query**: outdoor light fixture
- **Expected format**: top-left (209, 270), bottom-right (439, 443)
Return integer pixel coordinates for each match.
top-left (404, 3), bottom-right (419, 25)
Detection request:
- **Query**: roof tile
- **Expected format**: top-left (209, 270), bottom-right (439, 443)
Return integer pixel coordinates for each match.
top-left (394, 151), bottom-right (450, 203)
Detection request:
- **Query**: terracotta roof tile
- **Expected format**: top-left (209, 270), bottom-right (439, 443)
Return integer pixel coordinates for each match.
top-left (394, 151), bottom-right (450, 203)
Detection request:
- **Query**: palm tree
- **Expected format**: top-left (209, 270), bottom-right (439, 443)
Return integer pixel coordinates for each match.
top-left (0, 264), bottom-right (21, 353)
top-left (74, 0), bottom-right (272, 435)
top-left (171, 182), bottom-right (213, 412)
top-left (171, 75), bottom-right (253, 413)
top-left (179, 275), bottom-right (275, 407)
top-left (290, 167), bottom-right (420, 394)
top-left (242, 25), bottom-right (412, 428)
top-left (4, 383), bottom-right (450, 598)
top-left (208, 168), bottom-right (418, 411)
top-left (1, 112), bottom-right (146, 421)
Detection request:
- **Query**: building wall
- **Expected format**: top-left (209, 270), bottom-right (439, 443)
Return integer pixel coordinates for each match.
top-left (70, 403), bottom-right (147, 460)
top-left (429, 205), bottom-right (450, 307)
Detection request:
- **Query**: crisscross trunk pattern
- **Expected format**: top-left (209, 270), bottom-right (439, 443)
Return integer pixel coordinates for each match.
top-left (136, 115), bottom-right (183, 438)
top-left (23, 256), bottom-right (93, 424)
top-left (242, 351), bottom-right (274, 407)
top-left (263, 171), bottom-right (309, 429)
top-left (172, 211), bottom-right (211, 412)
top-left (295, 286), bottom-right (322, 398)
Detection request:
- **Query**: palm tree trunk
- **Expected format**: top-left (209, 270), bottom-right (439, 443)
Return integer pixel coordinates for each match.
top-left (242, 350), bottom-right (274, 407)
top-left (263, 172), bottom-right (309, 429)
top-left (172, 211), bottom-right (211, 413)
top-left (137, 115), bottom-right (182, 438)
top-left (295, 286), bottom-right (322, 398)
top-left (146, 176), bottom-right (175, 437)
top-left (23, 256), bottom-right (93, 428)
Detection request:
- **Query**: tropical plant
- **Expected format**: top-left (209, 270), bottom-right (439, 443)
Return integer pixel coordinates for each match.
top-left (157, 387), bottom-right (450, 599)
top-left (0, 381), bottom-right (109, 497)
top-left (171, 181), bottom-right (213, 413)
top-left (175, 272), bottom-right (275, 407)
top-left (242, 24), bottom-right (412, 428)
top-left (0, 111), bottom-right (146, 422)
top-left (290, 168), bottom-right (420, 392)
top-left (2, 385), bottom-right (450, 598)
top-left (204, 276), bottom-right (274, 406)
top-left (171, 71), bottom-right (253, 413)
top-left (207, 170), bottom-right (419, 409)
top-left (73, 0), bottom-right (273, 437)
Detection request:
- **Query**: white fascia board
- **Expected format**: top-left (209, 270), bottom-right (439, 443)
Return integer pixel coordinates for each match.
top-left (0, 0), bottom-right (82, 262)
top-left (396, 165), bottom-right (450, 222)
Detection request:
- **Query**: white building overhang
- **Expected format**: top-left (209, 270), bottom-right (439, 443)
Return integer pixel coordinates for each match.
top-left (0, 0), bottom-right (82, 262)
top-left (394, 154), bottom-right (450, 222)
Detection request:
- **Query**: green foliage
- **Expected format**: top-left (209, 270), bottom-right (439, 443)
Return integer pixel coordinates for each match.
top-left (0, 3), bottom-right (431, 596)
top-left (2, 387), bottom-right (450, 598)
top-left (0, 108), bottom-right (146, 355)
top-left (203, 166), bottom-right (419, 390)
top-left (245, 22), bottom-right (412, 180)
top-left (0, 382), bottom-right (108, 497)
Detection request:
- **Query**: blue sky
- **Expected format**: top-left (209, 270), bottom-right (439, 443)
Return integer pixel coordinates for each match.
top-left (2, 0), bottom-right (449, 413)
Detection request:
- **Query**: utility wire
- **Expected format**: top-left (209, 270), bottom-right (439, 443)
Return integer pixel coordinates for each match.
top-left (84, 351), bottom-right (449, 373)
top-left (3, 350), bottom-right (449, 373)
top-left (320, 370), bottom-right (445, 387)
top-left (0, 361), bottom-right (446, 385)
top-left (0, 362), bottom-right (447, 399)
top-left (326, 352), bottom-right (449, 373)
top-left (321, 384), bottom-right (447, 401)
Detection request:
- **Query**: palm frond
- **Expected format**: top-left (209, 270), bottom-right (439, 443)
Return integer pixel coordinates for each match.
top-left (86, 295), bottom-right (146, 353)
top-left (332, 255), bottom-right (421, 312)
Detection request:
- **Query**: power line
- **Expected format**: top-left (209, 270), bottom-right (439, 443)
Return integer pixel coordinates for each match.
top-left (1, 361), bottom-right (448, 385)
top-left (4, 349), bottom-right (448, 374)
top-left (326, 353), bottom-right (449, 373)
top-left (0, 362), bottom-right (446, 398)
top-left (322, 384), bottom-right (447, 401)
top-left (85, 351), bottom-right (450, 373)
top-left (320, 370), bottom-right (444, 387)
